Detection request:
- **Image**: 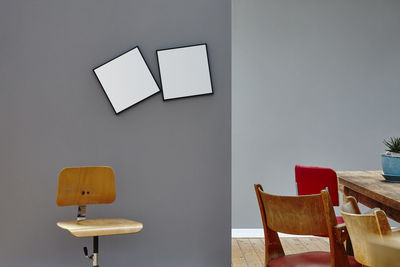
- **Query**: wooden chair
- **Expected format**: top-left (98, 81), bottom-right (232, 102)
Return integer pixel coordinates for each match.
top-left (340, 196), bottom-right (399, 267)
top-left (368, 235), bottom-right (400, 267)
top-left (56, 166), bottom-right (143, 267)
top-left (295, 165), bottom-right (344, 224)
top-left (295, 165), bottom-right (356, 255)
top-left (254, 184), bottom-right (360, 267)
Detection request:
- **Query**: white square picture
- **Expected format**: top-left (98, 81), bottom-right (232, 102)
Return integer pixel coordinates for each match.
top-left (93, 47), bottom-right (160, 114)
top-left (156, 44), bottom-right (213, 100)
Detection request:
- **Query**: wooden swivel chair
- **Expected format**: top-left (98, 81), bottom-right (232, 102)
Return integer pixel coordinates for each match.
top-left (254, 184), bottom-right (360, 267)
top-left (56, 166), bottom-right (143, 267)
top-left (340, 196), bottom-right (399, 267)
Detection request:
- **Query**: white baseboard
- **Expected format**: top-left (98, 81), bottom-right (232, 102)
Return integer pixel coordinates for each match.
top-left (232, 227), bottom-right (399, 238)
top-left (232, 228), bottom-right (315, 238)
top-left (232, 228), bottom-right (264, 238)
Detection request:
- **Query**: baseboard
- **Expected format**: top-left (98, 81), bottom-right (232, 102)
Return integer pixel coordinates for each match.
top-left (232, 228), bottom-right (264, 238)
top-left (232, 228), bottom-right (314, 238)
top-left (232, 226), bottom-right (399, 238)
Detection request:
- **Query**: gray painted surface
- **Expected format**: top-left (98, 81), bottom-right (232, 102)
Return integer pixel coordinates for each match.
top-left (0, 0), bottom-right (231, 266)
top-left (233, 0), bottom-right (400, 228)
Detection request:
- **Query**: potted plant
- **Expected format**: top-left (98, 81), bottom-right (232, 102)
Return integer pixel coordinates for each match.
top-left (382, 137), bottom-right (400, 176)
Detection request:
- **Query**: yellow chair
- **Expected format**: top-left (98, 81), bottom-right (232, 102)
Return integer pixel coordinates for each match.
top-left (368, 235), bottom-right (400, 267)
top-left (340, 196), bottom-right (399, 266)
top-left (56, 166), bottom-right (143, 267)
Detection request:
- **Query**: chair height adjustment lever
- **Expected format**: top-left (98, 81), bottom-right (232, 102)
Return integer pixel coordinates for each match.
top-left (83, 246), bottom-right (93, 260)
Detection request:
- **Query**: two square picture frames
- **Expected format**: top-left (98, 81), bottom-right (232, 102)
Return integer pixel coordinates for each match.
top-left (93, 44), bottom-right (213, 114)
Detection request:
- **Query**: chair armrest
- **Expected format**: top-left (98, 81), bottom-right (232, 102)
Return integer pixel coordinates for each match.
top-left (334, 223), bottom-right (349, 243)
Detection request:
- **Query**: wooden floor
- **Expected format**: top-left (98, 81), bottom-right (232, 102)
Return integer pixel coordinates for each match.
top-left (232, 237), bottom-right (330, 267)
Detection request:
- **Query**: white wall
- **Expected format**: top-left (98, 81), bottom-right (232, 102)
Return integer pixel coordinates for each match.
top-left (233, 0), bottom-right (400, 228)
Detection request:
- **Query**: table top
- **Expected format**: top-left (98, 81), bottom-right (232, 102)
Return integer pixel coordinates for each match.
top-left (337, 170), bottom-right (400, 210)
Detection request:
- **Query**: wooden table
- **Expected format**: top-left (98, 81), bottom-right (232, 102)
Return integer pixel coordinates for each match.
top-left (337, 170), bottom-right (400, 222)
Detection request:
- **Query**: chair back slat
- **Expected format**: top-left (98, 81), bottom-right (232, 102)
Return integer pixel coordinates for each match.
top-left (57, 166), bottom-right (116, 206)
top-left (258, 189), bottom-right (329, 236)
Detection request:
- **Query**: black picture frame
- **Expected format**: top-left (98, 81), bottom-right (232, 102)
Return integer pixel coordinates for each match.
top-left (93, 46), bottom-right (160, 115)
top-left (156, 43), bottom-right (214, 101)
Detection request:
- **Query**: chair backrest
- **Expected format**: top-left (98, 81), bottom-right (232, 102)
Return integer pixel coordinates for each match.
top-left (255, 184), bottom-right (349, 266)
top-left (257, 188), bottom-right (330, 236)
top-left (56, 166), bottom-right (116, 206)
top-left (369, 235), bottom-right (400, 267)
top-left (340, 196), bottom-right (392, 266)
top-left (295, 165), bottom-right (339, 206)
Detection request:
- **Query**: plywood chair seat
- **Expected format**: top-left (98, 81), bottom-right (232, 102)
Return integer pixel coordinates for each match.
top-left (57, 218), bottom-right (143, 238)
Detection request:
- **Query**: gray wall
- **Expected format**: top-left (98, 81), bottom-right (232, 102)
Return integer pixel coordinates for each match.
top-left (0, 0), bottom-right (231, 266)
top-left (233, 0), bottom-right (400, 228)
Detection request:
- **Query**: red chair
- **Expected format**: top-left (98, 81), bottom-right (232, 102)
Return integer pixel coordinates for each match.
top-left (295, 165), bottom-right (344, 225)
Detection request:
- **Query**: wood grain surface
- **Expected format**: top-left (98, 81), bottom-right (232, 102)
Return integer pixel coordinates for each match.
top-left (369, 235), bottom-right (400, 267)
top-left (232, 237), bottom-right (329, 267)
top-left (337, 170), bottom-right (400, 222)
top-left (254, 184), bottom-right (350, 266)
top-left (340, 196), bottom-right (391, 266)
top-left (57, 218), bottom-right (143, 237)
top-left (56, 166), bottom-right (116, 206)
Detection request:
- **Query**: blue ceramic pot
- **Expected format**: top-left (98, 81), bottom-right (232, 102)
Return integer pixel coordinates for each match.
top-left (382, 153), bottom-right (400, 176)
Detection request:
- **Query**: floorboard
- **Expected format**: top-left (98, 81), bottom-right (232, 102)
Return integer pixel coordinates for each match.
top-left (232, 237), bottom-right (330, 266)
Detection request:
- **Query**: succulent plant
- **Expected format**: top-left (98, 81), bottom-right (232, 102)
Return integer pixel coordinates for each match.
top-left (383, 137), bottom-right (400, 153)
